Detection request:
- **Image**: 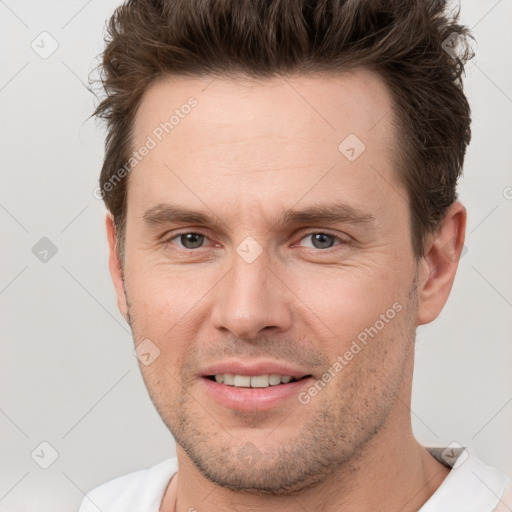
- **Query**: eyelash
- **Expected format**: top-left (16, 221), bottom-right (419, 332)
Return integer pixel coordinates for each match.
top-left (162, 230), bottom-right (349, 253)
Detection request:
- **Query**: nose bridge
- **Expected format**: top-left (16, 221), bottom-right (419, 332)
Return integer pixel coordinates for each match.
top-left (211, 244), bottom-right (292, 339)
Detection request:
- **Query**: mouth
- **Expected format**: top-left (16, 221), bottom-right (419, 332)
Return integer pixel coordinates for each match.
top-left (200, 372), bottom-right (315, 411)
top-left (205, 373), bottom-right (313, 388)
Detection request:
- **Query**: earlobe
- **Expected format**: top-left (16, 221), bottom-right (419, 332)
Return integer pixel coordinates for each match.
top-left (105, 213), bottom-right (129, 323)
top-left (416, 201), bottom-right (467, 326)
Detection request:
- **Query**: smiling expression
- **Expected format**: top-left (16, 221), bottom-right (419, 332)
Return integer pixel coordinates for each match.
top-left (108, 69), bottom-right (427, 493)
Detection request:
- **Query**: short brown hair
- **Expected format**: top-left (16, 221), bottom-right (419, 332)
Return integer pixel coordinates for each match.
top-left (92, 0), bottom-right (473, 264)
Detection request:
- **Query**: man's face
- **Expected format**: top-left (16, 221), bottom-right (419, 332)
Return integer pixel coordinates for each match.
top-left (114, 70), bottom-right (423, 493)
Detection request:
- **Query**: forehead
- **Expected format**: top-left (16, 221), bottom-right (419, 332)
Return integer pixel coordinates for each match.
top-left (128, 70), bottom-right (402, 225)
top-left (132, 69), bottom-right (395, 151)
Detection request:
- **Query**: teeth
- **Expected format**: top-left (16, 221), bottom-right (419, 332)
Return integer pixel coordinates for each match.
top-left (234, 375), bottom-right (251, 387)
top-left (223, 373), bottom-right (234, 385)
top-left (212, 373), bottom-right (297, 388)
top-left (250, 375), bottom-right (270, 388)
top-left (269, 374), bottom-right (282, 385)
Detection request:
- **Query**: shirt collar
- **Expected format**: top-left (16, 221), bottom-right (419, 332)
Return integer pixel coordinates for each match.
top-left (419, 446), bottom-right (509, 512)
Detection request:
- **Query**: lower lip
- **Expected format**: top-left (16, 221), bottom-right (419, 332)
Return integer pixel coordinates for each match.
top-left (200, 377), bottom-right (314, 412)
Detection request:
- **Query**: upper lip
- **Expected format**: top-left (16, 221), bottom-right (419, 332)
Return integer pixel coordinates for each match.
top-left (200, 360), bottom-right (311, 379)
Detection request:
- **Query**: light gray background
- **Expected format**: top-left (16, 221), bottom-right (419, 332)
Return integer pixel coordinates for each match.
top-left (1, 1), bottom-right (511, 510)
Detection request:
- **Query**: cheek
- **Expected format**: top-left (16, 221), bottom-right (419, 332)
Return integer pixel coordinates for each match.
top-left (126, 263), bottom-right (214, 331)
top-left (123, 270), bottom-right (211, 386)
top-left (285, 263), bottom-right (407, 333)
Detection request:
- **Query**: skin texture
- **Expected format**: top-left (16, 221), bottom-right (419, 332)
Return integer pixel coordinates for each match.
top-left (105, 69), bottom-right (466, 512)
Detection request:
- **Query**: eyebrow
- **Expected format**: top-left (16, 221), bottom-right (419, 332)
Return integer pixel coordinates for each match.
top-left (143, 204), bottom-right (214, 226)
top-left (141, 202), bottom-right (376, 231)
top-left (278, 203), bottom-right (375, 227)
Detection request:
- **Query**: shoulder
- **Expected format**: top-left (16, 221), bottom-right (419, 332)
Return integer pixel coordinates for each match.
top-left (79, 457), bottom-right (178, 512)
top-left (495, 484), bottom-right (512, 512)
top-left (421, 446), bottom-right (510, 511)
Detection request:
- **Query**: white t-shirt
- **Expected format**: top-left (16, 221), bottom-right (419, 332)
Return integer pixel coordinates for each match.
top-left (79, 447), bottom-right (510, 512)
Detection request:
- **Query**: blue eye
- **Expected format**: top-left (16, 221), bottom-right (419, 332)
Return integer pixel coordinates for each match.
top-left (299, 232), bottom-right (344, 250)
top-left (163, 230), bottom-right (346, 252)
top-left (172, 232), bottom-right (206, 249)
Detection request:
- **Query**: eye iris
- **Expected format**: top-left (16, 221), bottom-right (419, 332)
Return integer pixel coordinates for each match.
top-left (181, 233), bottom-right (204, 249)
top-left (312, 233), bottom-right (335, 249)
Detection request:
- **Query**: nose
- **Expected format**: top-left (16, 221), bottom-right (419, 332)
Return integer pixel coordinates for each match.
top-left (210, 249), bottom-right (293, 340)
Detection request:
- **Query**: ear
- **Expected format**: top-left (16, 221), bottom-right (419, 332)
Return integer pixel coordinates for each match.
top-left (105, 213), bottom-right (129, 323)
top-left (416, 201), bottom-right (467, 326)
